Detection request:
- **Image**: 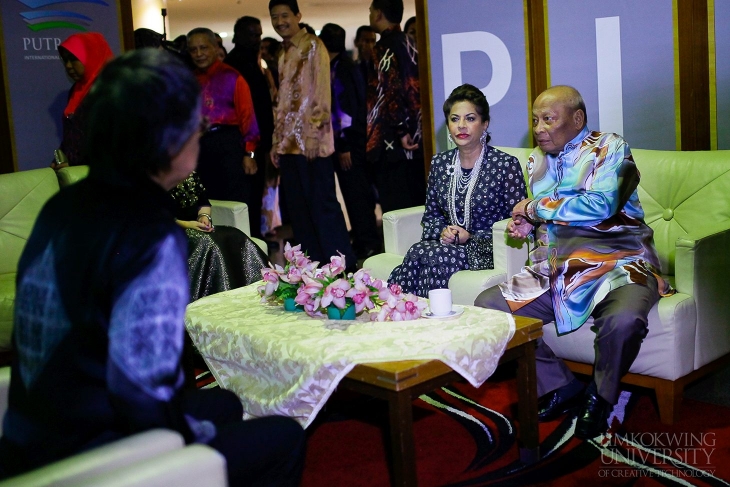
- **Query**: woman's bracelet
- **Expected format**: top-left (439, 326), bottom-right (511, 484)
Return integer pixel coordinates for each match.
top-left (197, 213), bottom-right (212, 223)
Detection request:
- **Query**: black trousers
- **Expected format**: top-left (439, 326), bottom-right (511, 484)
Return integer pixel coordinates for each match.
top-left (474, 278), bottom-right (659, 404)
top-left (375, 156), bottom-right (426, 214)
top-left (279, 154), bottom-right (356, 265)
top-left (197, 126), bottom-right (264, 239)
top-left (334, 144), bottom-right (380, 255)
top-left (182, 388), bottom-right (305, 487)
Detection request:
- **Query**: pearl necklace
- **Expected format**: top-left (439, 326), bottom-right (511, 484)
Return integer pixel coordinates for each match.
top-left (448, 144), bottom-right (486, 230)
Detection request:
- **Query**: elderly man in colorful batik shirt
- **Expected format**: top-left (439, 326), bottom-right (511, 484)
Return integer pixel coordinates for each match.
top-left (187, 27), bottom-right (261, 237)
top-left (475, 85), bottom-right (673, 439)
top-left (268, 0), bottom-right (356, 266)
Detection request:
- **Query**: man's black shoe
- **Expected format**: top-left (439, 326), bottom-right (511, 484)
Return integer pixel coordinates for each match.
top-left (574, 389), bottom-right (612, 439)
top-left (537, 390), bottom-right (582, 422)
top-left (537, 379), bottom-right (584, 422)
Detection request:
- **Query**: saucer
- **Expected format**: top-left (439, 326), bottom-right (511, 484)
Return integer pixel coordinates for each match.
top-left (423, 306), bottom-right (464, 319)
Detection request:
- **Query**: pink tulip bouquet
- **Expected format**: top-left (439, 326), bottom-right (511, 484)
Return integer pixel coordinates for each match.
top-left (258, 243), bottom-right (426, 321)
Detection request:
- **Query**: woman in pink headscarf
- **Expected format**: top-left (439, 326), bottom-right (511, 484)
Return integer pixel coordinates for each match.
top-left (52, 32), bottom-right (113, 169)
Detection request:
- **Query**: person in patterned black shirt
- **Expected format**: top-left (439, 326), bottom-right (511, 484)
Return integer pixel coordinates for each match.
top-left (389, 84), bottom-right (527, 296)
top-left (366, 0), bottom-right (424, 213)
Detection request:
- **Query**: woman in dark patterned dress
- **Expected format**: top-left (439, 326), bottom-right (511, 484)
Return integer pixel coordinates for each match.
top-left (170, 171), bottom-right (267, 301)
top-left (389, 84), bottom-right (527, 296)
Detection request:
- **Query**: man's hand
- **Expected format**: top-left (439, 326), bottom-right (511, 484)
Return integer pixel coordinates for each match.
top-left (305, 147), bottom-right (318, 161)
top-left (50, 161), bottom-right (69, 171)
top-left (507, 216), bottom-right (533, 240)
top-left (511, 198), bottom-right (533, 220)
top-left (270, 148), bottom-right (280, 168)
top-left (338, 152), bottom-right (352, 171)
top-left (401, 133), bottom-right (419, 151)
top-left (243, 155), bottom-right (257, 175)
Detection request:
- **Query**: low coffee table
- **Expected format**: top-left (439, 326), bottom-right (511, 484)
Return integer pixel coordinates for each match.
top-left (340, 315), bottom-right (543, 487)
top-left (185, 284), bottom-right (542, 486)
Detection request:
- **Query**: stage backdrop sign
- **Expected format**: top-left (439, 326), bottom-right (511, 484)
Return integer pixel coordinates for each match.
top-left (427, 0), bottom-right (529, 151)
top-left (547, 0), bottom-right (675, 150)
top-left (0, 0), bottom-right (123, 171)
top-left (715, 1), bottom-right (730, 150)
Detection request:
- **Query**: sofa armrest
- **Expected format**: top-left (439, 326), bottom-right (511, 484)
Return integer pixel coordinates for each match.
top-left (0, 367), bottom-right (9, 436)
top-left (492, 218), bottom-right (529, 277)
top-left (0, 429), bottom-right (185, 486)
top-left (674, 219), bottom-right (730, 368)
top-left (75, 445), bottom-right (227, 487)
top-left (209, 199), bottom-right (250, 236)
top-left (382, 206), bottom-right (425, 255)
top-left (56, 165), bottom-right (89, 188)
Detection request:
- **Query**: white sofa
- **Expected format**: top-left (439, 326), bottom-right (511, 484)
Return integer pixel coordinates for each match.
top-left (0, 367), bottom-right (227, 486)
top-left (364, 146), bottom-right (730, 425)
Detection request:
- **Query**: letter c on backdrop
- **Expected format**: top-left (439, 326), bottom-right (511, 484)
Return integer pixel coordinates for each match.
top-left (441, 31), bottom-right (512, 105)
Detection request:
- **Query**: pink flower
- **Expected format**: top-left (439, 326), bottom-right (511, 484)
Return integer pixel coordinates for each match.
top-left (346, 280), bottom-right (375, 313)
top-left (353, 269), bottom-right (373, 287)
top-left (282, 266), bottom-right (303, 284)
top-left (260, 267), bottom-right (280, 296)
top-left (392, 294), bottom-right (426, 321)
top-left (283, 242), bottom-right (304, 263)
top-left (303, 298), bottom-right (324, 317)
top-left (295, 255), bottom-right (316, 270)
top-left (298, 274), bottom-right (323, 297)
top-left (372, 303), bottom-right (394, 322)
top-left (321, 278), bottom-right (352, 309)
top-left (329, 253), bottom-right (346, 275)
top-left (386, 283), bottom-right (404, 308)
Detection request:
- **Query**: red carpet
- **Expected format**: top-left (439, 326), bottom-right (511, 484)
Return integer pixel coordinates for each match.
top-left (300, 367), bottom-right (730, 486)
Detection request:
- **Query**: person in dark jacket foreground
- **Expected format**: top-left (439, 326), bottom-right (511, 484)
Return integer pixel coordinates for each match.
top-left (0, 48), bottom-right (305, 486)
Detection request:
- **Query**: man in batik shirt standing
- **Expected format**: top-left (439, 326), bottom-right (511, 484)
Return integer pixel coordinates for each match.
top-left (268, 0), bottom-right (355, 266)
top-left (367, 0), bottom-right (424, 213)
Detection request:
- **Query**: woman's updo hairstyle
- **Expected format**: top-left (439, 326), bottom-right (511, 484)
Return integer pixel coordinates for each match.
top-left (442, 83), bottom-right (491, 144)
top-left (81, 48), bottom-right (201, 181)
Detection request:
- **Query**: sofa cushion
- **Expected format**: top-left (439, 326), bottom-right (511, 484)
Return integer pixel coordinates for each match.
top-left (56, 165), bottom-right (90, 188)
top-left (0, 273), bottom-right (14, 352)
top-left (362, 253), bottom-right (404, 282)
top-left (541, 292), bottom-right (696, 381)
top-left (449, 269), bottom-right (507, 306)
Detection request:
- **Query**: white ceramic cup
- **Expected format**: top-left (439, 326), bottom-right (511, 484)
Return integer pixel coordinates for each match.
top-left (428, 288), bottom-right (452, 316)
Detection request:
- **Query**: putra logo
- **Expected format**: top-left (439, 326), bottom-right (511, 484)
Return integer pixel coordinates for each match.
top-left (18, 0), bottom-right (108, 33)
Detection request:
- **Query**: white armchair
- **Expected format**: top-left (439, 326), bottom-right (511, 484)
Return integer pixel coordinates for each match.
top-left (362, 208), bottom-right (528, 306)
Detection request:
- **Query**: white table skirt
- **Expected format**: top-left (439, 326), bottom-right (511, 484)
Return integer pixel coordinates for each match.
top-left (185, 283), bottom-right (515, 428)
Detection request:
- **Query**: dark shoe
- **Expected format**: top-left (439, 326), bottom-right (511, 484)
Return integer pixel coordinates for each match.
top-left (575, 388), bottom-right (612, 439)
top-left (537, 379), bottom-right (584, 422)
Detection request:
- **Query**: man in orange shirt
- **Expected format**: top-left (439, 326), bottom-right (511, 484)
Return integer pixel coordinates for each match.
top-left (187, 28), bottom-right (262, 237)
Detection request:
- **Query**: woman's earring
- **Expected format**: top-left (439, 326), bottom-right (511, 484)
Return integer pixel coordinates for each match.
top-left (447, 132), bottom-right (454, 145)
top-left (480, 131), bottom-right (489, 145)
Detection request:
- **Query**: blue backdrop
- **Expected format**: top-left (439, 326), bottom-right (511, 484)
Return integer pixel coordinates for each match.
top-left (547, 0), bottom-right (676, 150)
top-left (0, 0), bottom-right (123, 170)
top-left (426, 0), bottom-right (529, 151)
